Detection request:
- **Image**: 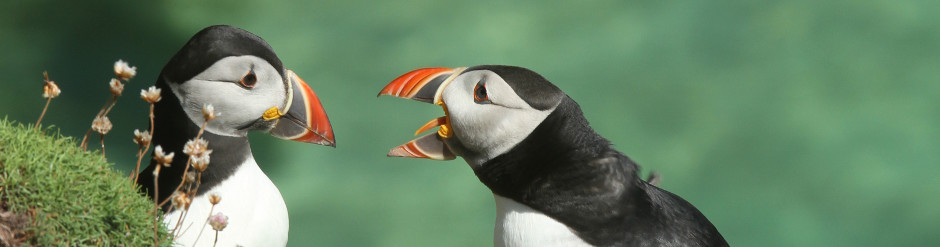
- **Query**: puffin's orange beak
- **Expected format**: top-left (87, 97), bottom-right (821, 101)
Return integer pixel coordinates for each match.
top-left (269, 70), bottom-right (336, 147)
top-left (378, 67), bottom-right (467, 160)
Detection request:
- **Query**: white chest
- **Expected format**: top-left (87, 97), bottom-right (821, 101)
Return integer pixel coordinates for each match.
top-left (493, 195), bottom-right (593, 247)
top-left (164, 158), bottom-right (289, 246)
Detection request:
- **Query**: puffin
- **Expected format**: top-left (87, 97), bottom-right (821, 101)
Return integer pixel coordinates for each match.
top-left (136, 25), bottom-right (335, 246)
top-left (378, 65), bottom-right (728, 247)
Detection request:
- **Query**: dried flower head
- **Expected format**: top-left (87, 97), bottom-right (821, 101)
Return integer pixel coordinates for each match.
top-left (113, 59), bottom-right (137, 80)
top-left (141, 86), bottom-right (162, 104)
top-left (191, 153), bottom-right (211, 172)
top-left (109, 78), bottom-right (124, 96)
top-left (153, 145), bottom-right (175, 167)
top-left (133, 129), bottom-right (152, 146)
top-left (209, 212), bottom-right (228, 231)
top-left (91, 116), bottom-right (113, 135)
top-left (202, 104), bottom-right (220, 121)
top-left (171, 191), bottom-right (192, 210)
top-left (42, 80), bottom-right (61, 99)
top-left (209, 193), bottom-right (221, 205)
top-left (183, 171), bottom-right (197, 186)
top-left (184, 138), bottom-right (212, 172)
top-left (183, 138), bottom-right (210, 157)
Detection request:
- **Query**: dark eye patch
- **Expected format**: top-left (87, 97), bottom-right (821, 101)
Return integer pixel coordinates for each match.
top-left (473, 77), bottom-right (490, 104)
top-left (240, 69), bottom-right (257, 88)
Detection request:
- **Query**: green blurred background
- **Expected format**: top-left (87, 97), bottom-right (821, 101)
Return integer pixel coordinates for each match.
top-left (2, 0), bottom-right (938, 246)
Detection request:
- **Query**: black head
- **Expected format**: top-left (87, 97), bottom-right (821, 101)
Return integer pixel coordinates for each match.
top-left (464, 65), bottom-right (564, 111)
top-left (152, 25), bottom-right (334, 142)
top-left (140, 25), bottom-right (336, 207)
top-left (160, 25), bottom-right (285, 84)
top-left (379, 65), bottom-right (570, 166)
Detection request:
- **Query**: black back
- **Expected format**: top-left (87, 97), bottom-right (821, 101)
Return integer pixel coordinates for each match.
top-left (474, 97), bottom-right (729, 246)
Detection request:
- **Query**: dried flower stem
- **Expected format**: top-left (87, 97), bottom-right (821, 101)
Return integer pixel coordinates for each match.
top-left (153, 166), bottom-right (162, 247)
top-left (132, 147), bottom-right (144, 179)
top-left (157, 121), bottom-right (208, 209)
top-left (81, 95), bottom-right (118, 150)
top-left (80, 129), bottom-right (92, 150)
top-left (36, 71), bottom-right (58, 128)
top-left (99, 133), bottom-right (106, 157)
top-left (191, 203), bottom-right (217, 245)
top-left (151, 103), bottom-right (214, 244)
top-left (161, 121), bottom-right (211, 242)
top-left (213, 230), bottom-right (219, 247)
top-left (172, 171), bottom-right (204, 237)
top-left (35, 97), bottom-right (52, 129)
top-left (171, 204), bottom-right (186, 236)
top-left (132, 104), bottom-right (156, 184)
top-left (190, 173), bottom-right (204, 201)
top-left (80, 58), bottom-right (134, 150)
top-left (174, 204), bottom-right (196, 238)
top-left (103, 97), bottom-right (120, 116)
top-left (171, 187), bottom-right (196, 237)
top-left (173, 216), bottom-right (186, 237)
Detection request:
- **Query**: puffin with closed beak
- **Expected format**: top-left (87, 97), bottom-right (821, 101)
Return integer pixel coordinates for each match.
top-left (137, 25), bottom-right (335, 246)
top-left (379, 65), bottom-right (727, 247)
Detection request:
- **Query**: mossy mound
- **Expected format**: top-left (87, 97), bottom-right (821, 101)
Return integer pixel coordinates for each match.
top-left (0, 118), bottom-right (171, 246)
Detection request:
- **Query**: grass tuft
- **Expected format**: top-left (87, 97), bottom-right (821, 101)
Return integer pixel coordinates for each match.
top-left (0, 118), bottom-right (171, 246)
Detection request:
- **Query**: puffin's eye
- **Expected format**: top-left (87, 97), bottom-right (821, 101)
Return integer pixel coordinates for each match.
top-left (240, 69), bottom-right (257, 88)
top-left (473, 79), bottom-right (489, 104)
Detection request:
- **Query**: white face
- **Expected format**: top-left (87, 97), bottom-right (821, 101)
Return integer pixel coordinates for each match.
top-left (168, 55), bottom-right (287, 137)
top-left (441, 70), bottom-right (559, 166)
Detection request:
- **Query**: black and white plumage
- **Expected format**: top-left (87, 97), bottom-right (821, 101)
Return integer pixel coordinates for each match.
top-left (137, 25), bottom-right (335, 246)
top-left (379, 65), bottom-right (728, 247)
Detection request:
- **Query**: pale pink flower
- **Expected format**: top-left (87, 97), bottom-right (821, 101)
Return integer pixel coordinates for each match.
top-left (209, 212), bottom-right (228, 231)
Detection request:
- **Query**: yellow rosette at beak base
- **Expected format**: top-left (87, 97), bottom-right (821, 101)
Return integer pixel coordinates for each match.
top-left (263, 106), bottom-right (285, 121)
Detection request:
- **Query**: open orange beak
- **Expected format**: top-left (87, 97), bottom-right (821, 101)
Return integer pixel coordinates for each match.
top-left (269, 69), bottom-right (336, 147)
top-left (378, 67), bottom-right (467, 160)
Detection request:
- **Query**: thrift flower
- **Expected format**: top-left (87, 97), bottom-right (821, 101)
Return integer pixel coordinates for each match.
top-left (133, 129), bottom-right (152, 146)
top-left (209, 212), bottom-right (228, 231)
top-left (191, 153), bottom-right (211, 172)
top-left (153, 145), bottom-right (175, 167)
top-left (183, 171), bottom-right (196, 186)
top-left (183, 138), bottom-right (210, 157)
top-left (172, 191), bottom-right (192, 210)
top-left (42, 80), bottom-right (61, 99)
top-left (202, 104), bottom-right (220, 121)
top-left (113, 59), bottom-right (137, 80)
top-left (109, 78), bottom-right (124, 96)
top-left (141, 86), bottom-right (162, 104)
top-left (91, 116), bottom-right (113, 135)
top-left (209, 193), bottom-right (221, 205)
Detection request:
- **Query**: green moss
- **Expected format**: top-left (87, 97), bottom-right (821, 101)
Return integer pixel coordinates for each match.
top-left (0, 118), bottom-right (171, 246)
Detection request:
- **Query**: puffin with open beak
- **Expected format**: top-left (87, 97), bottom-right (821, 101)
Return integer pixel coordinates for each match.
top-left (137, 25), bottom-right (334, 246)
top-left (379, 65), bottom-right (727, 247)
